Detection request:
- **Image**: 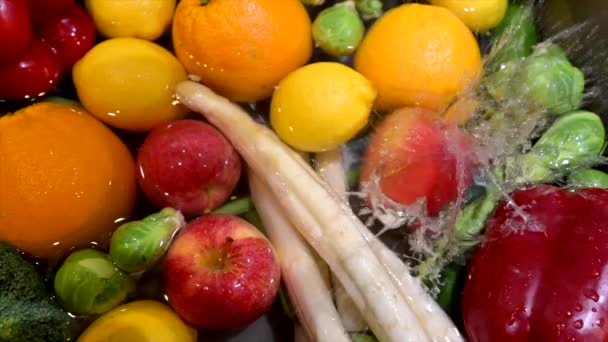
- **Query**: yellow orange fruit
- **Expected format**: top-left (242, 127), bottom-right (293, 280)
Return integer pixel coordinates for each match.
top-left (429, 0), bottom-right (508, 32)
top-left (172, 0), bottom-right (313, 102)
top-left (78, 300), bottom-right (197, 342)
top-left (73, 37), bottom-right (188, 132)
top-left (270, 62), bottom-right (376, 152)
top-left (0, 102), bottom-right (136, 260)
top-left (354, 3), bottom-right (482, 112)
top-left (84, 0), bottom-right (176, 40)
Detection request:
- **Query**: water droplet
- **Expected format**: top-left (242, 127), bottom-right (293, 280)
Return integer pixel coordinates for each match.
top-left (566, 311), bottom-right (572, 317)
top-left (575, 304), bottom-right (583, 312)
top-left (595, 318), bottom-right (604, 327)
top-left (573, 320), bottom-right (584, 330)
top-left (584, 289), bottom-right (600, 302)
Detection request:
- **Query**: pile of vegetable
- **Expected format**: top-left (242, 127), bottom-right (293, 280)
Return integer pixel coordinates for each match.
top-left (0, 0), bottom-right (607, 341)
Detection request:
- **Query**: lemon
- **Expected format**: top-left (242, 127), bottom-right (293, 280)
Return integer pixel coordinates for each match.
top-left (429, 0), bottom-right (508, 32)
top-left (270, 62), bottom-right (376, 152)
top-left (78, 300), bottom-right (197, 342)
top-left (73, 38), bottom-right (188, 132)
top-left (85, 0), bottom-right (176, 40)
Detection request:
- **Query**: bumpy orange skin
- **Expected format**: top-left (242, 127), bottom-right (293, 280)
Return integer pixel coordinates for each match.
top-left (0, 102), bottom-right (136, 260)
top-left (172, 0), bottom-right (313, 102)
top-left (354, 3), bottom-right (482, 112)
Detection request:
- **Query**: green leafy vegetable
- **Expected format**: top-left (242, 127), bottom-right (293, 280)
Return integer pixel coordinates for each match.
top-left (54, 249), bottom-right (135, 315)
top-left (486, 3), bottom-right (538, 72)
top-left (509, 110), bottom-right (606, 184)
top-left (486, 42), bottom-right (585, 115)
top-left (110, 208), bottom-right (185, 273)
top-left (568, 169), bottom-right (608, 189)
top-left (313, 1), bottom-right (365, 57)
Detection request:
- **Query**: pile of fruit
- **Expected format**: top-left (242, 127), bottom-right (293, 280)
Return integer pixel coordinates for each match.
top-left (1, 0), bottom-right (607, 341)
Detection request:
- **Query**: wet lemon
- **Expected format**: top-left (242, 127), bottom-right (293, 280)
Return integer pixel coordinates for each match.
top-left (85, 0), bottom-right (176, 40)
top-left (270, 62), bottom-right (376, 152)
top-left (78, 300), bottom-right (197, 342)
top-left (73, 37), bottom-right (188, 132)
top-left (429, 0), bottom-right (508, 32)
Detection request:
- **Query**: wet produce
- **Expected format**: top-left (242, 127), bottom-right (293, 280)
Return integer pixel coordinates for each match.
top-left (54, 249), bottom-right (135, 315)
top-left (72, 37), bottom-right (188, 132)
top-left (0, 102), bottom-right (136, 261)
top-left (486, 42), bottom-right (585, 115)
top-left (0, 243), bottom-right (71, 342)
top-left (78, 300), bottom-right (197, 342)
top-left (1, 1), bottom-right (607, 341)
top-left (429, 0), bottom-right (507, 32)
top-left (568, 169), bottom-right (608, 189)
top-left (163, 214), bottom-right (281, 331)
top-left (360, 107), bottom-right (476, 216)
top-left (110, 208), bottom-right (185, 273)
top-left (509, 110), bottom-right (606, 185)
top-left (136, 119), bottom-right (243, 216)
top-left (463, 185), bottom-right (608, 341)
top-left (312, 1), bottom-right (364, 57)
top-left (0, 0), bottom-right (95, 100)
top-left (84, 0), bottom-right (176, 40)
top-left (270, 62), bottom-right (376, 152)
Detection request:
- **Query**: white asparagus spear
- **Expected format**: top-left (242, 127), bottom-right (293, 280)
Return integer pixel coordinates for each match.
top-left (176, 80), bottom-right (429, 342)
top-left (315, 149), bottom-right (463, 342)
top-left (248, 170), bottom-right (349, 342)
top-left (315, 149), bottom-right (369, 332)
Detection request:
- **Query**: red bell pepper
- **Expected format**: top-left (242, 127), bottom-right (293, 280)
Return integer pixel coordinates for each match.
top-left (463, 184), bottom-right (608, 341)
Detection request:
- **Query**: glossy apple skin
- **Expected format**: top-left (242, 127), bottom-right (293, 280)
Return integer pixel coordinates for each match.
top-left (0, 0), bottom-right (32, 65)
top-left (38, 4), bottom-right (96, 70)
top-left (360, 107), bottom-right (476, 216)
top-left (163, 214), bottom-right (281, 331)
top-left (28, 0), bottom-right (75, 28)
top-left (463, 185), bottom-right (608, 341)
top-left (0, 38), bottom-right (62, 101)
top-left (136, 119), bottom-right (242, 217)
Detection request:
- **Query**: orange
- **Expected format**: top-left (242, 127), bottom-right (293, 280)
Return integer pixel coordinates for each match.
top-left (0, 102), bottom-right (136, 260)
top-left (354, 3), bottom-right (482, 112)
top-left (172, 0), bottom-right (313, 102)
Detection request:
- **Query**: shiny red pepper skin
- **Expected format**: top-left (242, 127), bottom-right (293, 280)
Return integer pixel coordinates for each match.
top-left (463, 185), bottom-right (608, 341)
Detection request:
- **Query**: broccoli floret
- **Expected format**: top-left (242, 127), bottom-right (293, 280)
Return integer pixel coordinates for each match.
top-left (0, 243), bottom-right (71, 342)
top-left (0, 299), bottom-right (70, 342)
top-left (0, 243), bottom-right (48, 302)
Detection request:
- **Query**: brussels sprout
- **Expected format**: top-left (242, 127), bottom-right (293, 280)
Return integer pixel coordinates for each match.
top-left (486, 43), bottom-right (585, 115)
top-left (510, 110), bottom-right (606, 184)
top-left (312, 1), bottom-right (365, 57)
top-left (486, 3), bottom-right (538, 72)
top-left (54, 249), bottom-right (135, 315)
top-left (519, 44), bottom-right (585, 114)
top-left (354, 0), bottom-right (383, 20)
top-left (110, 208), bottom-right (185, 273)
top-left (568, 169), bottom-right (608, 189)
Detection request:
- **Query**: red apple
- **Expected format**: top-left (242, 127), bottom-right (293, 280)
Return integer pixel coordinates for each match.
top-left (0, 38), bottom-right (62, 101)
top-left (0, 0), bottom-right (32, 66)
top-left (136, 119), bottom-right (243, 217)
top-left (38, 4), bottom-right (96, 70)
top-left (360, 107), bottom-right (476, 216)
top-left (163, 214), bottom-right (281, 331)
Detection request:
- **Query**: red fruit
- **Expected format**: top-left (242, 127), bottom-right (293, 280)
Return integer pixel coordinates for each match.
top-left (28, 0), bottom-right (74, 27)
top-left (0, 0), bottom-right (32, 65)
top-left (0, 38), bottom-right (62, 101)
top-left (38, 4), bottom-right (96, 70)
top-left (462, 185), bottom-right (608, 341)
top-left (360, 107), bottom-right (475, 216)
top-left (164, 214), bottom-right (281, 331)
top-left (136, 119), bottom-right (242, 217)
